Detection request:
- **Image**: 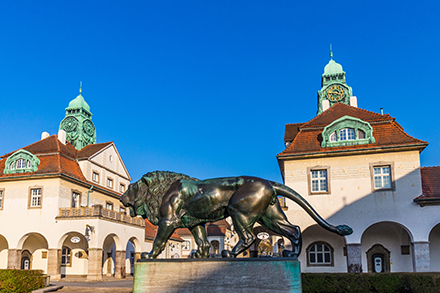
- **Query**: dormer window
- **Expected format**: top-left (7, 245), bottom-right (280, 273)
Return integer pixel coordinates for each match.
top-left (4, 149), bottom-right (40, 174)
top-left (321, 116), bottom-right (375, 148)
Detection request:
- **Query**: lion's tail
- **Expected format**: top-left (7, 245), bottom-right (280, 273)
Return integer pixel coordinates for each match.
top-left (269, 181), bottom-right (352, 236)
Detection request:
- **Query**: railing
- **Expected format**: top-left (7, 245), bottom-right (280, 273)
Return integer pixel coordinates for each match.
top-left (57, 205), bottom-right (145, 227)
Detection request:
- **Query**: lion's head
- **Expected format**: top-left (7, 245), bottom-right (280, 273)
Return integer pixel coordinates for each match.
top-left (120, 171), bottom-right (197, 225)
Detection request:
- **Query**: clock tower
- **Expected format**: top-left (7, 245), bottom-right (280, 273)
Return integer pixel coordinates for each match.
top-left (317, 50), bottom-right (354, 115)
top-left (59, 86), bottom-right (96, 150)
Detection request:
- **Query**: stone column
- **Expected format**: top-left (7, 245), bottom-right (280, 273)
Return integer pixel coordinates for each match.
top-left (87, 248), bottom-right (103, 281)
top-left (7, 249), bottom-right (21, 269)
top-left (47, 249), bottom-right (61, 280)
top-left (412, 241), bottom-right (430, 272)
top-left (346, 243), bottom-right (362, 273)
top-left (114, 250), bottom-right (126, 279)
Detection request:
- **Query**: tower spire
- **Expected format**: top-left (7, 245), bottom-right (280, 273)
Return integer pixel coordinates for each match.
top-left (79, 81), bottom-right (82, 94)
top-left (330, 44), bottom-right (333, 60)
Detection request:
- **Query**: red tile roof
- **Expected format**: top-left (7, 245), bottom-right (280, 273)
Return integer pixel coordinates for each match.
top-left (0, 135), bottom-right (119, 195)
top-left (278, 103), bottom-right (427, 158)
top-left (415, 167), bottom-right (440, 201)
top-left (175, 220), bottom-right (231, 238)
top-left (78, 142), bottom-right (113, 159)
top-left (145, 219), bottom-right (183, 241)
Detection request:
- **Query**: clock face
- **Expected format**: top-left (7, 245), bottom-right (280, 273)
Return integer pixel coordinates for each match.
top-left (83, 120), bottom-right (95, 136)
top-left (62, 117), bottom-right (79, 132)
top-left (326, 85), bottom-right (345, 102)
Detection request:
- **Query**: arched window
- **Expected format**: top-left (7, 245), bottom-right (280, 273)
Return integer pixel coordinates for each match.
top-left (339, 128), bottom-right (355, 141)
top-left (16, 159), bottom-right (26, 169)
top-left (210, 240), bottom-right (220, 255)
top-left (307, 242), bottom-right (334, 266)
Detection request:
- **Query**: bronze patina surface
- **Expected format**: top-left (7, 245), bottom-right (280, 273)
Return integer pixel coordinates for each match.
top-left (120, 171), bottom-right (352, 259)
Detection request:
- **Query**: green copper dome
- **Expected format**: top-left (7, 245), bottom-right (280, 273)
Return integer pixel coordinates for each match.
top-left (67, 93), bottom-right (91, 112)
top-left (323, 59), bottom-right (344, 76)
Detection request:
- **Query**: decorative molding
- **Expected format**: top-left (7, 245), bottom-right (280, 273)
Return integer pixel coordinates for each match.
top-left (321, 115), bottom-right (375, 148)
top-left (4, 149), bottom-right (40, 174)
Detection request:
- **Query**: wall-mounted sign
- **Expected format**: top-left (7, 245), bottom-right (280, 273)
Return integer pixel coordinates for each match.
top-left (257, 232), bottom-right (270, 240)
top-left (71, 236), bottom-right (81, 243)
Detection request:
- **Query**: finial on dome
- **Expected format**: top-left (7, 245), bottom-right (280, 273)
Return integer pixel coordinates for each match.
top-left (330, 44), bottom-right (333, 60)
top-left (79, 81), bottom-right (82, 94)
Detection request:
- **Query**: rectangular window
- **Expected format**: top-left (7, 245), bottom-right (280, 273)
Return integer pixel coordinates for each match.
top-left (308, 167), bottom-right (331, 195)
top-left (374, 166), bottom-right (391, 189)
top-left (107, 178), bottom-right (113, 189)
top-left (72, 191), bottom-right (81, 208)
top-left (61, 247), bottom-right (71, 266)
top-left (0, 189), bottom-right (3, 210)
top-left (106, 202), bottom-right (113, 210)
top-left (120, 206), bottom-right (126, 213)
top-left (92, 172), bottom-right (99, 183)
top-left (30, 188), bottom-right (42, 208)
top-left (120, 183), bottom-right (126, 193)
top-left (311, 170), bottom-right (327, 192)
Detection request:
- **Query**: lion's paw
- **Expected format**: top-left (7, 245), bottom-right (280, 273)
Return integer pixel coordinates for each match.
top-left (221, 250), bottom-right (235, 258)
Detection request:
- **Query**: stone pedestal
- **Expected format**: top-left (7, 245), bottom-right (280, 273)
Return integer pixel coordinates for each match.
top-left (7, 249), bottom-right (21, 269)
top-left (87, 248), bottom-right (103, 281)
top-left (346, 243), bottom-right (362, 273)
top-left (412, 241), bottom-right (430, 272)
top-left (133, 258), bottom-right (302, 293)
top-left (47, 249), bottom-right (61, 280)
top-left (115, 250), bottom-right (126, 279)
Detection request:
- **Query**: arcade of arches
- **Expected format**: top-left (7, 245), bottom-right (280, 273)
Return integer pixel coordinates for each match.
top-left (1, 232), bottom-right (142, 280)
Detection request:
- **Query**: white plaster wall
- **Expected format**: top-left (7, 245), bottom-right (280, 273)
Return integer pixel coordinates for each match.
top-left (282, 151), bottom-right (431, 243)
top-left (32, 248), bottom-right (48, 273)
top-left (0, 249), bottom-right (8, 269)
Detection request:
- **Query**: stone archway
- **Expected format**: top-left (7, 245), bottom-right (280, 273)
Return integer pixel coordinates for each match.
top-left (17, 233), bottom-right (49, 274)
top-left (301, 224), bottom-right (347, 273)
top-left (58, 232), bottom-right (89, 277)
top-left (361, 222), bottom-right (413, 273)
top-left (102, 234), bottom-right (123, 279)
top-left (126, 237), bottom-right (141, 275)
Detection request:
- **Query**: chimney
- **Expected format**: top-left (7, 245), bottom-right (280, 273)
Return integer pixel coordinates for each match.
top-left (41, 132), bottom-right (50, 140)
top-left (350, 96), bottom-right (358, 108)
top-left (322, 100), bottom-right (330, 111)
top-left (58, 129), bottom-right (66, 145)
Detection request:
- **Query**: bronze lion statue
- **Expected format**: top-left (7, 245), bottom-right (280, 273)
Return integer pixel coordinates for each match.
top-left (120, 171), bottom-right (352, 259)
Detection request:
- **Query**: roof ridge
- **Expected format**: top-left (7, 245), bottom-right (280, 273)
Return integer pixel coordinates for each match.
top-left (301, 103), bottom-right (393, 128)
top-left (1, 134), bottom-right (58, 158)
top-left (390, 120), bottom-right (428, 145)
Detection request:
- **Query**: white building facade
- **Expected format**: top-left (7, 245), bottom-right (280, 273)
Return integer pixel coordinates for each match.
top-left (0, 90), bottom-right (152, 280)
top-left (277, 55), bottom-right (440, 273)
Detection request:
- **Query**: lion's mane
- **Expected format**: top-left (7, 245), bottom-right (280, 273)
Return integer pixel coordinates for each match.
top-left (139, 171), bottom-right (198, 225)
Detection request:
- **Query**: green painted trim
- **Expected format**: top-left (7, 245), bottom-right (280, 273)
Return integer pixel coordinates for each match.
top-left (321, 116), bottom-right (375, 148)
top-left (4, 149), bottom-right (40, 174)
top-left (277, 143), bottom-right (428, 160)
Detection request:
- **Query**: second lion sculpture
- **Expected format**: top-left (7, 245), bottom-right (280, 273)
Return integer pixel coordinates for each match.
top-left (120, 171), bottom-right (352, 259)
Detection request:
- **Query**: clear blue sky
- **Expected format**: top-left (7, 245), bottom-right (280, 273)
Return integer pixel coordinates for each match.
top-left (0, 1), bottom-right (439, 183)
